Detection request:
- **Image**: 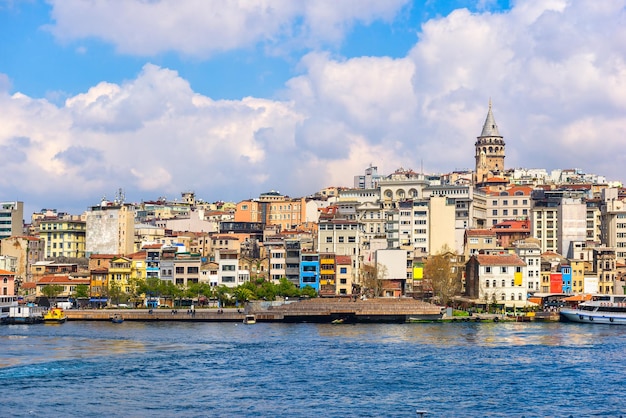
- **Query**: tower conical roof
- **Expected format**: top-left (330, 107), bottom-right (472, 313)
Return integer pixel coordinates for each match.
top-left (480, 99), bottom-right (501, 137)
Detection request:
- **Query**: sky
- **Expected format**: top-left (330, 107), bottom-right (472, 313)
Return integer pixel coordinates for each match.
top-left (1, 0), bottom-right (626, 217)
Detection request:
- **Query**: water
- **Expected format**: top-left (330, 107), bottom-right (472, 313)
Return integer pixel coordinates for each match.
top-left (1, 321), bottom-right (625, 417)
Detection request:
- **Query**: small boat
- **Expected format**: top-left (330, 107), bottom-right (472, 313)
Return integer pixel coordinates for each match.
top-left (560, 294), bottom-right (626, 325)
top-left (110, 314), bottom-right (124, 324)
top-left (331, 318), bottom-right (345, 324)
top-left (243, 314), bottom-right (256, 324)
top-left (43, 307), bottom-right (67, 324)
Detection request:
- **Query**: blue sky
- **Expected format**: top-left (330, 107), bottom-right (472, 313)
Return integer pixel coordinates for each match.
top-left (0, 0), bottom-right (625, 216)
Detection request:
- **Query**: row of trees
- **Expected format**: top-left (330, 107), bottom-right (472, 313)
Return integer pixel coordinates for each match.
top-left (93, 277), bottom-right (318, 308)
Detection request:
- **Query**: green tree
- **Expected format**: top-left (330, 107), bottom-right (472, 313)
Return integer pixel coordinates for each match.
top-left (73, 284), bottom-right (90, 299)
top-left (232, 287), bottom-right (254, 305)
top-left (109, 281), bottom-right (123, 306)
top-left (300, 285), bottom-right (318, 298)
top-left (276, 278), bottom-right (300, 298)
top-left (41, 284), bottom-right (63, 300)
top-left (215, 285), bottom-right (230, 308)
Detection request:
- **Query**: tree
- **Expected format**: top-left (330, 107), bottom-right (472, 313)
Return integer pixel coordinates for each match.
top-left (73, 284), bottom-right (89, 299)
top-left (300, 285), bottom-right (318, 298)
top-left (41, 284), bottom-right (63, 300)
top-left (215, 285), bottom-right (230, 308)
top-left (232, 287), bottom-right (253, 306)
top-left (276, 278), bottom-right (299, 298)
top-left (360, 262), bottom-right (387, 298)
top-left (423, 246), bottom-right (462, 306)
top-left (109, 281), bottom-right (123, 306)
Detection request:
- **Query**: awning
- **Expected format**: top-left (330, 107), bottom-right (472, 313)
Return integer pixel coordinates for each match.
top-left (563, 294), bottom-right (592, 302)
top-left (505, 300), bottom-right (539, 308)
top-left (89, 298), bottom-right (108, 303)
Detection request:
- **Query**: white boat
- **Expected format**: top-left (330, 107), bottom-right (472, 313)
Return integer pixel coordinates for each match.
top-left (4, 305), bottom-right (46, 324)
top-left (243, 314), bottom-right (256, 324)
top-left (0, 295), bottom-right (19, 323)
top-left (560, 294), bottom-right (626, 325)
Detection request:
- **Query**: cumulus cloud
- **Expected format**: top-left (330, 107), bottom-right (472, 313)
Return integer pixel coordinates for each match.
top-left (46, 0), bottom-right (410, 57)
top-left (2, 0), bottom-right (626, 214)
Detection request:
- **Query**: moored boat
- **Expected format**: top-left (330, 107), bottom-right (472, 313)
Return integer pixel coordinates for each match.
top-left (560, 294), bottom-right (626, 325)
top-left (4, 305), bottom-right (45, 324)
top-left (43, 307), bottom-right (67, 324)
top-left (0, 295), bottom-right (18, 323)
top-left (110, 314), bottom-right (124, 324)
top-left (243, 314), bottom-right (256, 324)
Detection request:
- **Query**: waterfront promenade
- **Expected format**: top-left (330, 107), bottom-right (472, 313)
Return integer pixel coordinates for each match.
top-left (61, 298), bottom-right (558, 323)
top-left (65, 308), bottom-right (245, 322)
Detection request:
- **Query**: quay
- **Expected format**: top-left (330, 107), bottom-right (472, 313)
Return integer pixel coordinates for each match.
top-left (65, 298), bottom-right (445, 323)
top-left (65, 308), bottom-right (246, 322)
top-left (63, 299), bottom-right (560, 323)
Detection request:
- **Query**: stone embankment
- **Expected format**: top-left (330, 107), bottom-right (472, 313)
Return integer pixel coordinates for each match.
top-left (251, 297), bottom-right (444, 323)
top-left (65, 308), bottom-right (245, 322)
top-left (64, 300), bottom-right (559, 323)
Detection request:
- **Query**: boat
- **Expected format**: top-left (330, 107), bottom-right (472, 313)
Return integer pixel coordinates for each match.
top-left (43, 307), bottom-right (67, 324)
top-left (243, 314), bottom-right (256, 324)
top-left (110, 314), bottom-right (124, 324)
top-left (3, 305), bottom-right (45, 324)
top-left (0, 295), bottom-right (19, 323)
top-left (560, 294), bottom-right (626, 324)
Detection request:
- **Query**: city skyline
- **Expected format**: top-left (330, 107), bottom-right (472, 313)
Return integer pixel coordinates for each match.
top-left (1, 0), bottom-right (625, 216)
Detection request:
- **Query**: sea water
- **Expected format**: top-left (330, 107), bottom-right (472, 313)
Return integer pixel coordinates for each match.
top-left (1, 321), bottom-right (625, 417)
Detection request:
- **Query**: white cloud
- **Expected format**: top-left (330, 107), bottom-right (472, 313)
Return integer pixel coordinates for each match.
top-left (46, 0), bottom-right (410, 57)
top-left (2, 0), bottom-right (626, 214)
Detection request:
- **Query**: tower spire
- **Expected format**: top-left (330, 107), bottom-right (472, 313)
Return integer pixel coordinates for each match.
top-left (481, 98), bottom-right (500, 137)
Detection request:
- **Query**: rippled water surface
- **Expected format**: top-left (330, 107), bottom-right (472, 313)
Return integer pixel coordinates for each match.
top-left (1, 321), bottom-right (625, 417)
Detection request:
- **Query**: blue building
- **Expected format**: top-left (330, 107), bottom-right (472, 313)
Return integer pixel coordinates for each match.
top-left (560, 264), bottom-right (572, 294)
top-left (300, 253), bottom-right (320, 291)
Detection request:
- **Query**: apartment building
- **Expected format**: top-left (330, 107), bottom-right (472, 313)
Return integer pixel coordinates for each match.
top-left (39, 218), bottom-right (86, 258)
top-left (600, 188), bottom-right (626, 262)
top-left (0, 201), bottom-right (24, 239)
top-left (0, 236), bottom-right (45, 283)
top-left (514, 241), bottom-right (541, 294)
top-left (464, 253), bottom-right (529, 309)
top-left (531, 189), bottom-right (587, 257)
top-left (85, 202), bottom-right (135, 255)
top-left (335, 255), bottom-right (354, 295)
top-left (485, 185), bottom-right (532, 226)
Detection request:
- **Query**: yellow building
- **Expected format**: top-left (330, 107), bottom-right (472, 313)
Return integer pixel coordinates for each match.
top-left (335, 255), bottom-right (354, 296)
top-left (39, 219), bottom-right (86, 258)
top-left (570, 259), bottom-right (586, 294)
top-left (319, 253), bottom-right (336, 296)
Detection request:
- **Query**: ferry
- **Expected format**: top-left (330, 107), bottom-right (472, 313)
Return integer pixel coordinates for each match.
top-left (43, 307), bottom-right (68, 324)
top-left (560, 294), bottom-right (626, 325)
top-left (0, 295), bottom-right (18, 322)
top-left (4, 305), bottom-right (46, 324)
